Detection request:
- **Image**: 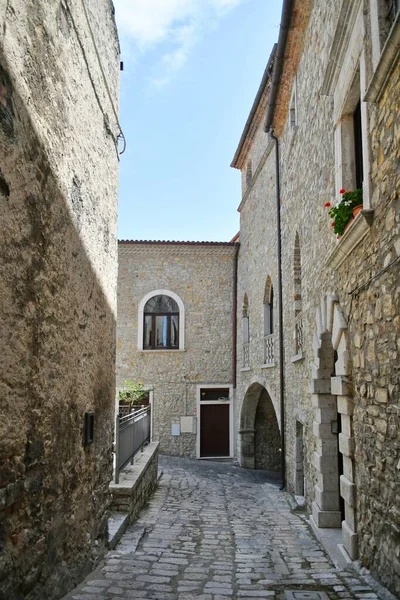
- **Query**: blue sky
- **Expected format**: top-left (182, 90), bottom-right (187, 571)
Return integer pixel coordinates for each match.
top-left (114, 0), bottom-right (283, 242)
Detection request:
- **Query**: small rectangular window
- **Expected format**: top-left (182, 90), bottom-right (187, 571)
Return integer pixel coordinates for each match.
top-left (84, 412), bottom-right (94, 446)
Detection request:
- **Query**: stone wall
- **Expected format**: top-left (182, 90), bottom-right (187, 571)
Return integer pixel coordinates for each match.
top-left (117, 242), bottom-right (237, 458)
top-left (0, 1), bottom-right (120, 599)
top-left (110, 442), bottom-right (159, 523)
top-left (233, 0), bottom-right (399, 594)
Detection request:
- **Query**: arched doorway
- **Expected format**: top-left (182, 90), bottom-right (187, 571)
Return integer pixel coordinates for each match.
top-left (238, 382), bottom-right (280, 472)
top-left (311, 294), bottom-right (358, 560)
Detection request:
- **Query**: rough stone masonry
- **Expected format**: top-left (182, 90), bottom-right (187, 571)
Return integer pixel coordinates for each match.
top-left (0, 1), bottom-right (120, 598)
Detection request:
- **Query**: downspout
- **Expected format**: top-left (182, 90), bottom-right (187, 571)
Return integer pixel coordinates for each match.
top-left (263, 0), bottom-right (293, 492)
top-left (232, 244), bottom-right (239, 390)
top-left (270, 130), bottom-right (285, 491)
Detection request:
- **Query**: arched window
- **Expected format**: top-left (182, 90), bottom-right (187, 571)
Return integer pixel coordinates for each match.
top-left (138, 290), bottom-right (185, 351)
top-left (264, 278), bottom-right (273, 335)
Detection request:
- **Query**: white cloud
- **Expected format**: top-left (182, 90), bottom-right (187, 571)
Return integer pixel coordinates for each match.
top-left (114, 0), bottom-right (244, 86)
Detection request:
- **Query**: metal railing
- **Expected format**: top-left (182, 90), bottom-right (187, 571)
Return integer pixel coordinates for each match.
top-left (114, 405), bottom-right (151, 484)
top-left (295, 312), bottom-right (304, 355)
top-left (243, 342), bottom-right (250, 368)
top-left (264, 334), bottom-right (274, 365)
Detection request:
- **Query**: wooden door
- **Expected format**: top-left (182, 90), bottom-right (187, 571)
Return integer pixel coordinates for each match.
top-left (200, 404), bottom-right (230, 457)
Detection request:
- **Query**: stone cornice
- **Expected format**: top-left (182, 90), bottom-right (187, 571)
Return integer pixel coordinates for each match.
top-left (119, 242), bottom-right (239, 257)
top-left (231, 49), bottom-right (275, 170)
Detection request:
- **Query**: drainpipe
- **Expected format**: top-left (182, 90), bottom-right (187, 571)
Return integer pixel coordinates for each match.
top-left (263, 0), bottom-right (293, 493)
top-left (270, 129), bottom-right (285, 491)
top-left (232, 244), bottom-right (239, 390)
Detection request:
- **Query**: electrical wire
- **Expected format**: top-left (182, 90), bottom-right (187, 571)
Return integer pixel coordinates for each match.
top-left (349, 255), bottom-right (399, 295)
top-left (79, 0), bottom-right (126, 154)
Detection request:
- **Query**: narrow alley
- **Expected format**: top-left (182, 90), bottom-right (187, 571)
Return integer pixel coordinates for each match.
top-left (63, 457), bottom-right (383, 600)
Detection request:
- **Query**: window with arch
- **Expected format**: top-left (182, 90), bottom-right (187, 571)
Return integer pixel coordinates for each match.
top-left (137, 290), bottom-right (185, 351)
top-left (143, 294), bottom-right (179, 350)
top-left (264, 278), bottom-right (274, 336)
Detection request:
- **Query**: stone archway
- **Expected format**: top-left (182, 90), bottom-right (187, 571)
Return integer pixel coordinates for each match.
top-left (239, 382), bottom-right (280, 471)
top-left (311, 294), bottom-right (358, 560)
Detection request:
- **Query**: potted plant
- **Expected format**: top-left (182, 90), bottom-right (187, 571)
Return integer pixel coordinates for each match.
top-left (325, 188), bottom-right (363, 237)
top-left (118, 380), bottom-right (149, 411)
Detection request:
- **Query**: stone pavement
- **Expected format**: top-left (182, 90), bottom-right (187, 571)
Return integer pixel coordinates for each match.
top-left (63, 456), bottom-right (384, 600)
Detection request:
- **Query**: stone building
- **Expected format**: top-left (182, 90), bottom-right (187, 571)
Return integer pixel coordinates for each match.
top-left (231, 0), bottom-right (400, 595)
top-left (117, 0), bottom-right (399, 595)
top-left (117, 241), bottom-right (238, 459)
top-left (0, 1), bottom-right (120, 599)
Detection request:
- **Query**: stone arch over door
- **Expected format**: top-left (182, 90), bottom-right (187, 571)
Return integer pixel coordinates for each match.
top-left (311, 294), bottom-right (358, 560)
top-left (239, 382), bottom-right (280, 471)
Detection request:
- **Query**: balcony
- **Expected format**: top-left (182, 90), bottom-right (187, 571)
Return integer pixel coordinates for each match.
top-left (292, 312), bottom-right (305, 362)
top-left (263, 334), bottom-right (274, 366)
top-left (242, 342), bottom-right (250, 369)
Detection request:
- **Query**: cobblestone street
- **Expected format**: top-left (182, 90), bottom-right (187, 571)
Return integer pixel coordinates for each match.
top-left (64, 457), bottom-right (383, 600)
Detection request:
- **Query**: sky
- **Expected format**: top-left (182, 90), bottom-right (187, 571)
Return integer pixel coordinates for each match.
top-left (114, 0), bottom-right (283, 242)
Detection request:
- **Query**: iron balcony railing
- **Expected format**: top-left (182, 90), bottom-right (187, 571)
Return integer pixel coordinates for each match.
top-left (295, 312), bottom-right (304, 355)
top-left (242, 342), bottom-right (250, 368)
top-left (114, 405), bottom-right (151, 484)
top-left (264, 333), bottom-right (274, 365)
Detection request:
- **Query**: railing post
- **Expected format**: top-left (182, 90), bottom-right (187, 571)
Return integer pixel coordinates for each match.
top-left (114, 413), bottom-right (120, 484)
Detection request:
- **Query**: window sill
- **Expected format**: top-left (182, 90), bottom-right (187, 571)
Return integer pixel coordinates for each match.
top-left (260, 362), bottom-right (276, 369)
top-left (240, 367), bottom-right (251, 372)
top-left (291, 352), bottom-right (304, 363)
top-left (138, 349), bottom-right (185, 353)
top-left (325, 209), bottom-right (374, 269)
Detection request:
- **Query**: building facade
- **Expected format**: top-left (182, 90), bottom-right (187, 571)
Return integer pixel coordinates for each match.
top-left (232, 0), bottom-right (400, 595)
top-left (0, 1), bottom-right (120, 598)
top-left (116, 0), bottom-right (399, 595)
top-left (117, 241), bottom-right (238, 459)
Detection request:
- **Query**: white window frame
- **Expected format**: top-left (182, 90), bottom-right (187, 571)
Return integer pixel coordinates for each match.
top-left (332, 5), bottom-right (371, 208)
top-left (137, 289), bottom-right (185, 351)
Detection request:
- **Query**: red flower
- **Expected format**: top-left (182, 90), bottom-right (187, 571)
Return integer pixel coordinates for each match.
top-left (324, 202), bottom-right (331, 207)
top-left (331, 221), bottom-right (335, 227)
top-left (339, 188), bottom-right (346, 194)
